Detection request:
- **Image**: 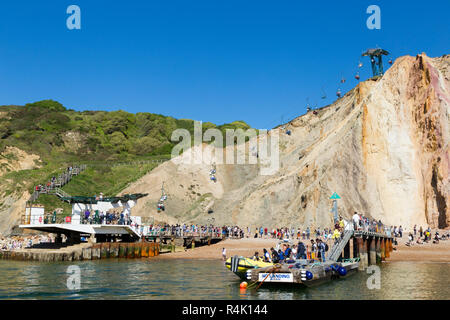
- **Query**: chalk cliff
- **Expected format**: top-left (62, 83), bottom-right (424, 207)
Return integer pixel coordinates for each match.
top-left (123, 53), bottom-right (449, 230)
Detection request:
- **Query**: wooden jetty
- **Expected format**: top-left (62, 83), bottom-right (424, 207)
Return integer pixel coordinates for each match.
top-left (328, 229), bottom-right (394, 270)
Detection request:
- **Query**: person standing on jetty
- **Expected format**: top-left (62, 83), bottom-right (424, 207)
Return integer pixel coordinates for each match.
top-left (352, 211), bottom-right (360, 230)
top-left (222, 248), bottom-right (226, 261)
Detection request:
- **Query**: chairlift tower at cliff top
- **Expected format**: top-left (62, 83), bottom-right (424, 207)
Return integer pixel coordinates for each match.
top-left (362, 48), bottom-right (389, 77)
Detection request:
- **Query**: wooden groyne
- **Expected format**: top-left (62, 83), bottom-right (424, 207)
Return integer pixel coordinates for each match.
top-left (0, 242), bottom-right (160, 262)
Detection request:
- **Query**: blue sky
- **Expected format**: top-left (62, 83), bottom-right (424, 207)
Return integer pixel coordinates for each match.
top-left (0, 0), bottom-right (448, 129)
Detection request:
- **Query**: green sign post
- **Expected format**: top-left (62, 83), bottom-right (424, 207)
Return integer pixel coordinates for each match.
top-left (330, 192), bottom-right (341, 223)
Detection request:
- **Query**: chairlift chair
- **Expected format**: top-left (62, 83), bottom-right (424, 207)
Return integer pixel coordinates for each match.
top-left (321, 87), bottom-right (327, 99)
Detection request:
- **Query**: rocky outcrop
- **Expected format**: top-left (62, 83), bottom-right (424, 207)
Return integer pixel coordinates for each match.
top-left (123, 53), bottom-right (449, 230)
top-left (0, 146), bottom-right (41, 177)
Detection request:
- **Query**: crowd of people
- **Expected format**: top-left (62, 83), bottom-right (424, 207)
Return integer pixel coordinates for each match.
top-left (81, 208), bottom-right (132, 226)
top-left (0, 235), bottom-right (54, 251)
top-left (239, 237), bottom-right (332, 264)
top-left (5, 210), bottom-right (449, 256)
top-left (405, 225), bottom-right (450, 246)
top-left (145, 224), bottom-right (245, 238)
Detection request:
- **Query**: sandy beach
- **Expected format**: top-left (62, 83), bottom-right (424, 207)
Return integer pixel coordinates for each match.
top-left (153, 233), bottom-right (450, 263)
top-left (389, 234), bottom-right (450, 263)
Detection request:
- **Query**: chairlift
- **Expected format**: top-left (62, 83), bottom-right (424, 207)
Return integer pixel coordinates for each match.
top-left (340, 77), bottom-right (346, 84)
top-left (336, 89), bottom-right (341, 98)
top-left (355, 72), bottom-right (360, 80)
top-left (321, 86), bottom-right (327, 99)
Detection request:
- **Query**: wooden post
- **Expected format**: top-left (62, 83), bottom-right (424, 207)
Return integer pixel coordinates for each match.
top-left (141, 242), bottom-right (149, 258)
top-left (349, 238), bottom-right (354, 259)
top-left (344, 241), bottom-right (350, 259)
top-left (353, 238), bottom-right (358, 259)
top-left (149, 242), bottom-right (155, 257)
top-left (135, 243), bottom-right (142, 258)
top-left (101, 243), bottom-right (110, 259)
top-left (369, 237), bottom-right (376, 265)
top-left (357, 237), bottom-right (365, 271)
top-left (390, 238), bottom-right (393, 252)
top-left (363, 238), bottom-right (369, 269)
top-left (385, 238), bottom-right (390, 259)
top-left (375, 237), bottom-right (381, 263)
top-left (92, 245), bottom-right (101, 260)
top-left (381, 238), bottom-right (385, 261)
top-left (127, 243), bottom-right (135, 259)
top-left (110, 243), bottom-right (119, 258)
top-left (118, 243), bottom-right (127, 258)
top-left (82, 247), bottom-right (92, 260)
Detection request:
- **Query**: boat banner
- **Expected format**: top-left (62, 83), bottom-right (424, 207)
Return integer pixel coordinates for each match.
top-left (258, 273), bottom-right (293, 283)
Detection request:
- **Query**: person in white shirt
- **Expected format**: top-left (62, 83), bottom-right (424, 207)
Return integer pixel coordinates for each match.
top-left (222, 248), bottom-right (227, 261)
top-left (352, 212), bottom-right (360, 230)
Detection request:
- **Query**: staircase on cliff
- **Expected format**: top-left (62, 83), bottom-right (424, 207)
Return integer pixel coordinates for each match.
top-left (26, 165), bottom-right (87, 205)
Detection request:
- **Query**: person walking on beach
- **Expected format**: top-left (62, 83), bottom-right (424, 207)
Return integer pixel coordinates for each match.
top-left (419, 226), bottom-right (423, 238)
top-left (414, 225), bottom-right (417, 236)
top-left (318, 239), bottom-right (326, 262)
top-left (222, 248), bottom-right (226, 261)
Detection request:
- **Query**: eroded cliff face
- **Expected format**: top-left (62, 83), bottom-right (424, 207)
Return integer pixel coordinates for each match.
top-left (123, 53), bottom-right (449, 230)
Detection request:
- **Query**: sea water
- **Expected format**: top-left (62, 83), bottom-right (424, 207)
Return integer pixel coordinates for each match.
top-left (0, 259), bottom-right (448, 300)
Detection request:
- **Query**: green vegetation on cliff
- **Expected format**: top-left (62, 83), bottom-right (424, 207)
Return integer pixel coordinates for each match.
top-left (0, 100), bottom-right (252, 214)
top-left (0, 99), bottom-right (251, 162)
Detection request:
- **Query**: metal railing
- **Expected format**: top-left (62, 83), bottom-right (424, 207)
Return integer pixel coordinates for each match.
top-left (327, 228), bottom-right (354, 262)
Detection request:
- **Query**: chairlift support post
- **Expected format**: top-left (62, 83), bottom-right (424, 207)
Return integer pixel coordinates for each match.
top-left (362, 48), bottom-right (389, 77)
